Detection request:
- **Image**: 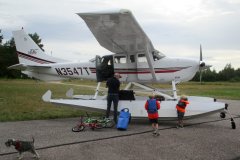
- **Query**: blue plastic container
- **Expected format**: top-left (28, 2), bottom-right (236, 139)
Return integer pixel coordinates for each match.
top-left (117, 108), bottom-right (131, 130)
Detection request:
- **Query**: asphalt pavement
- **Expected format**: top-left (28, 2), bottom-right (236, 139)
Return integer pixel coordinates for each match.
top-left (0, 99), bottom-right (239, 160)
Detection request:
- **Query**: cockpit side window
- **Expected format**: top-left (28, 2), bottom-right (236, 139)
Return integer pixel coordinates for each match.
top-left (130, 55), bottom-right (135, 63)
top-left (138, 54), bottom-right (147, 62)
top-left (152, 50), bottom-right (165, 61)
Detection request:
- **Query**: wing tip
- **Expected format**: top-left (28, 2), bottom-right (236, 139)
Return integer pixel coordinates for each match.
top-left (76, 9), bottom-right (131, 16)
top-left (42, 90), bottom-right (52, 102)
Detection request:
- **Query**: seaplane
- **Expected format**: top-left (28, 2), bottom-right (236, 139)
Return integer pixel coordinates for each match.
top-left (9, 9), bottom-right (236, 128)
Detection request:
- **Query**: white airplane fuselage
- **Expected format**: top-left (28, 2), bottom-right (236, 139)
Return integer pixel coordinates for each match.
top-left (21, 55), bottom-right (199, 83)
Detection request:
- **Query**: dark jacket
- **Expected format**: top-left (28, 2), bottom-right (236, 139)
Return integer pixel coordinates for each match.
top-left (106, 77), bottom-right (120, 94)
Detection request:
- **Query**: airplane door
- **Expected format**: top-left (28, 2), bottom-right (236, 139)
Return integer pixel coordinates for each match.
top-left (95, 55), bottom-right (102, 82)
top-left (95, 55), bottom-right (114, 82)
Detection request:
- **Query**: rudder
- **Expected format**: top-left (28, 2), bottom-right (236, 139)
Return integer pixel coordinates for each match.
top-left (12, 29), bottom-right (66, 65)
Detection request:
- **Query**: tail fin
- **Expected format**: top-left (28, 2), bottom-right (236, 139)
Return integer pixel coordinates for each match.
top-left (12, 29), bottom-right (66, 65)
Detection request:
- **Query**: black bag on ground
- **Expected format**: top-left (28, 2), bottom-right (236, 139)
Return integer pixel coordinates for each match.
top-left (119, 90), bottom-right (135, 100)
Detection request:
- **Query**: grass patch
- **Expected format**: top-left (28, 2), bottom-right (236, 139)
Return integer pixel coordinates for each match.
top-left (177, 82), bottom-right (240, 100)
top-left (0, 79), bottom-right (239, 122)
top-left (150, 81), bottom-right (240, 100)
top-left (0, 79), bottom-right (100, 122)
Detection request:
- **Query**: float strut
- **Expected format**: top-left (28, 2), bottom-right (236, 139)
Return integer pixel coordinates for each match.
top-left (93, 82), bottom-right (101, 100)
top-left (225, 103), bottom-right (236, 129)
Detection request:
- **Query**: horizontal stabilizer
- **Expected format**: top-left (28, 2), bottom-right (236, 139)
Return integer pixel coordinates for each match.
top-left (8, 63), bottom-right (51, 71)
top-left (8, 64), bottom-right (27, 70)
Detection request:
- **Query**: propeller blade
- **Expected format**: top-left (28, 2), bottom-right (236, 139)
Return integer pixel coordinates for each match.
top-left (199, 44), bottom-right (205, 68)
top-left (200, 44), bottom-right (202, 61)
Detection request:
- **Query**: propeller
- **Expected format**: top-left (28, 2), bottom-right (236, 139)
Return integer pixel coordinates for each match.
top-left (199, 45), bottom-right (205, 67)
top-left (199, 45), bottom-right (211, 83)
top-left (199, 44), bottom-right (204, 83)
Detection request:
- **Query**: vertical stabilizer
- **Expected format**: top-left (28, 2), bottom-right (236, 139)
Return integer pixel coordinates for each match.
top-left (12, 29), bottom-right (66, 65)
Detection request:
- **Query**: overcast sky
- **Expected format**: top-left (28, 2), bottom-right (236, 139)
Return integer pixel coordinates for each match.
top-left (1, 0), bottom-right (240, 71)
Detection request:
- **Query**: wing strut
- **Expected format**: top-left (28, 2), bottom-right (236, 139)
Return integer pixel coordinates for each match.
top-left (124, 82), bottom-right (175, 100)
top-left (93, 82), bottom-right (101, 99)
top-left (145, 44), bottom-right (157, 81)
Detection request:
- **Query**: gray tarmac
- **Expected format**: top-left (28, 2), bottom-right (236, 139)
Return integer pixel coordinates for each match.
top-left (0, 99), bottom-right (240, 160)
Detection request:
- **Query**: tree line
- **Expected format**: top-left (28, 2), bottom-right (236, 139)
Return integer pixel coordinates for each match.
top-left (192, 64), bottom-right (240, 82)
top-left (0, 29), bottom-right (239, 82)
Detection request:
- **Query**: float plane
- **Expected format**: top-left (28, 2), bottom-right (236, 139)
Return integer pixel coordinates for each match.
top-left (9, 9), bottom-right (236, 128)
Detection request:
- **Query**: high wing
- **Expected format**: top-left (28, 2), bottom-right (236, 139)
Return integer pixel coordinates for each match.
top-left (77, 9), bottom-right (156, 55)
top-left (77, 9), bottom-right (162, 80)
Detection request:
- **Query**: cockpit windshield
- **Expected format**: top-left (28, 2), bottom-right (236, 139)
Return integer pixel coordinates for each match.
top-left (152, 50), bottom-right (165, 61)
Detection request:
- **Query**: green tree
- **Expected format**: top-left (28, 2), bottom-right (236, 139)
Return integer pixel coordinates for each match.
top-left (202, 68), bottom-right (218, 82)
top-left (191, 65), bottom-right (240, 82)
top-left (234, 68), bottom-right (240, 81)
top-left (0, 40), bottom-right (21, 78)
top-left (3, 37), bottom-right (15, 47)
top-left (191, 71), bottom-right (200, 81)
top-left (218, 64), bottom-right (235, 81)
top-left (192, 68), bottom-right (218, 82)
top-left (29, 33), bottom-right (44, 51)
top-left (0, 29), bottom-right (3, 45)
top-left (236, 68), bottom-right (240, 77)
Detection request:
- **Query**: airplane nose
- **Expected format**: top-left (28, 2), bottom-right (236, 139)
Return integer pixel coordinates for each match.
top-left (199, 45), bottom-right (212, 69)
top-left (200, 61), bottom-right (205, 67)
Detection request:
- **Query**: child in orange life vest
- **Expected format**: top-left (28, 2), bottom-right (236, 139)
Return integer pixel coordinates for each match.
top-left (145, 94), bottom-right (160, 136)
top-left (176, 95), bottom-right (190, 128)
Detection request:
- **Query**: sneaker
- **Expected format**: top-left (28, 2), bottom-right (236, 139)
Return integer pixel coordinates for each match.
top-left (152, 129), bottom-right (158, 135)
top-left (154, 132), bottom-right (160, 136)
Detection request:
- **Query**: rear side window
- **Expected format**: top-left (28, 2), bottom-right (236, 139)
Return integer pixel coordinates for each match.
top-left (114, 56), bottom-right (126, 64)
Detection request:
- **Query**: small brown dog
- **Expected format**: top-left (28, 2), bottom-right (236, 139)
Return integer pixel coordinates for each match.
top-left (5, 137), bottom-right (39, 159)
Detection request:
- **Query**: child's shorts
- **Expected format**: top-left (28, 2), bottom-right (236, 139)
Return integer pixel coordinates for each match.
top-left (149, 118), bottom-right (158, 124)
top-left (177, 111), bottom-right (185, 120)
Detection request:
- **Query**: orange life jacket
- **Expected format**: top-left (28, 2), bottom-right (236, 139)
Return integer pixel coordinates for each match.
top-left (176, 100), bottom-right (189, 113)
